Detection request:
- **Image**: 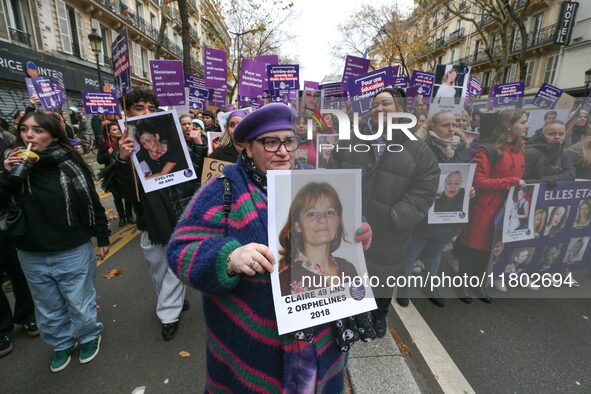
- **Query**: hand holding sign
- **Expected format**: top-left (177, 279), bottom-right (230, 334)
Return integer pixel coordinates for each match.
top-left (227, 243), bottom-right (276, 276)
top-left (119, 127), bottom-right (134, 160)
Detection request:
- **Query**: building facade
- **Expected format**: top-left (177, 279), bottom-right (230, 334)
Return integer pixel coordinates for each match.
top-left (0, 0), bottom-right (230, 116)
top-left (411, 0), bottom-right (589, 97)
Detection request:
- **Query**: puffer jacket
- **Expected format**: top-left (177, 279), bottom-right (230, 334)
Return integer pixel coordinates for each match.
top-left (328, 127), bottom-right (440, 277)
top-left (524, 134), bottom-right (575, 184)
top-left (565, 144), bottom-right (591, 180)
top-left (412, 133), bottom-right (472, 243)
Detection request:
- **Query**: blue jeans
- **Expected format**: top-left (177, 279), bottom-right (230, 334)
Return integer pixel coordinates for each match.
top-left (399, 236), bottom-right (447, 297)
top-left (18, 241), bottom-right (103, 351)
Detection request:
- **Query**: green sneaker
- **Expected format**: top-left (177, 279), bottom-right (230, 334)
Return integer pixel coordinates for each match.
top-left (79, 335), bottom-right (101, 364)
top-left (50, 345), bottom-right (75, 373)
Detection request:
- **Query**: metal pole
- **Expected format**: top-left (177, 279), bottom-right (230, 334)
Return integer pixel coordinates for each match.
top-left (95, 51), bottom-right (103, 92)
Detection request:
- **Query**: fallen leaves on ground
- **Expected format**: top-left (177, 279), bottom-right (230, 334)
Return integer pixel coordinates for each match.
top-left (103, 268), bottom-right (122, 279)
top-left (179, 351), bottom-right (191, 358)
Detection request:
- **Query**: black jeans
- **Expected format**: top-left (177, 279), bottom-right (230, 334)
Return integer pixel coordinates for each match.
top-left (0, 236), bottom-right (35, 337)
top-left (113, 192), bottom-right (133, 219)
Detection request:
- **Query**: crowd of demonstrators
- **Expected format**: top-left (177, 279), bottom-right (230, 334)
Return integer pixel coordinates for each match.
top-left (201, 109), bottom-right (221, 132)
top-left (1, 111), bottom-right (109, 371)
top-left (166, 103), bottom-right (374, 392)
top-left (97, 122), bottom-right (135, 227)
top-left (328, 88), bottom-right (440, 337)
top-left (566, 108), bottom-right (590, 147)
top-left (178, 114), bottom-right (208, 184)
top-left (566, 136), bottom-right (591, 179)
top-left (397, 111), bottom-right (472, 308)
top-left (113, 89), bottom-right (192, 341)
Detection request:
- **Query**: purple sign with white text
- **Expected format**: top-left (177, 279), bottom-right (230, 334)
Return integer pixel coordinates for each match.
top-left (409, 70), bottom-right (435, 97)
top-left (304, 81), bottom-right (320, 90)
top-left (393, 76), bottom-right (408, 89)
top-left (149, 60), bottom-right (185, 106)
top-left (319, 82), bottom-right (347, 110)
top-left (347, 66), bottom-right (396, 114)
top-left (186, 75), bottom-right (208, 110)
top-left (341, 55), bottom-right (371, 93)
top-left (204, 48), bottom-right (227, 90)
top-left (208, 88), bottom-right (226, 108)
top-left (491, 82), bottom-right (525, 108)
top-left (267, 64), bottom-right (299, 91)
top-left (238, 59), bottom-right (266, 98)
top-left (82, 91), bottom-right (120, 114)
top-left (111, 28), bottom-right (132, 96)
top-left (255, 54), bottom-right (279, 65)
top-left (32, 77), bottom-right (61, 110)
top-left (532, 83), bottom-right (563, 109)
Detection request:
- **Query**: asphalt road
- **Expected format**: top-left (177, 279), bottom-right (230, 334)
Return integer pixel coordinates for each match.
top-left (1, 192), bottom-right (208, 393)
top-left (413, 276), bottom-right (591, 393)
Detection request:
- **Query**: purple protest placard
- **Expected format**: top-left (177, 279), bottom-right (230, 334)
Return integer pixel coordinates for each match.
top-left (32, 77), bottom-right (61, 110)
top-left (490, 181), bottom-right (591, 277)
top-left (319, 82), bottom-right (347, 110)
top-left (255, 54), bottom-right (279, 65)
top-left (267, 65), bottom-right (299, 91)
top-left (468, 76), bottom-right (482, 98)
top-left (238, 59), bottom-right (266, 98)
top-left (409, 70), bottom-right (435, 97)
top-left (186, 75), bottom-right (209, 110)
top-left (112, 28), bottom-right (132, 96)
top-left (24, 78), bottom-right (36, 97)
top-left (393, 76), bottom-right (408, 89)
top-left (491, 82), bottom-right (525, 108)
top-left (149, 60), bottom-right (185, 106)
top-left (204, 48), bottom-right (227, 90)
top-left (304, 81), bottom-right (320, 90)
top-left (82, 91), bottom-right (120, 114)
top-left (532, 83), bottom-right (563, 109)
top-left (347, 66), bottom-right (396, 114)
top-left (208, 88), bottom-right (226, 108)
top-left (341, 55), bottom-right (371, 93)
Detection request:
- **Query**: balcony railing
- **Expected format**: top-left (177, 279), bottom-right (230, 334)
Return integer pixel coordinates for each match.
top-left (448, 28), bottom-right (464, 44)
top-left (166, 5), bottom-right (181, 21)
top-left (479, 14), bottom-right (495, 27)
top-left (93, 0), bottom-right (159, 42)
top-left (431, 36), bottom-right (446, 50)
top-left (510, 24), bottom-right (558, 53)
top-left (9, 28), bottom-right (31, 46)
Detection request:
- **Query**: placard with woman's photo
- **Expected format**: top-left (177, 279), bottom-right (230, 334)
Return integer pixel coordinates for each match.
top-left (267, 169), bottom-right (376, 335)
top-left (429, 64), bottom-right (471, 117)
top-left (502, 184), bottom-right (540, 243)
top-left (118, 110), bottom-right (196, 193)
top-left (427, 163), bottom-right (475, 224)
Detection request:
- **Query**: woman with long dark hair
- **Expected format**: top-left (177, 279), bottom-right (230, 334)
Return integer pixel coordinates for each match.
top-left (1, 111), bottom-right (110, 372)
top-left (454, 109), bottom-right (527, 302)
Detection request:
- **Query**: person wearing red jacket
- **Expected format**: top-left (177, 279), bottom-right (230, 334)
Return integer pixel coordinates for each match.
top-left (454, 109), bottom-right (528, 303)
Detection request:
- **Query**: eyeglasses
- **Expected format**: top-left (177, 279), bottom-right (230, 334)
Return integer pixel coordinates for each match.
top-left (303, 208), bottom-right (338, 221)
top-left (255, 136), bottom-right (299, 152)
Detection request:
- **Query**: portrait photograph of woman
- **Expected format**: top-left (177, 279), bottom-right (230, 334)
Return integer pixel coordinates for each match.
top-left (573, 199), bottom-right (591, 229)
top-left (268, 169), bottom-right (376, 334)
top-left (544, 206), bottom-right (570, 236)
top-left (120, 110), bottom-right (195, 193)
top-left (533, 208), bottom-right (547, 237)
top-left (563, 237), bottom-right (589, 263)
top-left (539, 244), bottom-right (563, 271)
top-left (428, 163), bottom-right (474, 223)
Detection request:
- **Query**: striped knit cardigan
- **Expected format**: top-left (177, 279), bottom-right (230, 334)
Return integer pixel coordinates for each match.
top-left (166, 161), bottom-right (347, 393)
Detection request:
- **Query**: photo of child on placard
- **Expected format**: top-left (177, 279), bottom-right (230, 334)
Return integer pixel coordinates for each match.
top-left (118, 110), bottom-right (196, 193)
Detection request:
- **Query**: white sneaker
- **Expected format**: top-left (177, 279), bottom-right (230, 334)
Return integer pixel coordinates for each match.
top-left (494, 280), bottom-right (507, 292)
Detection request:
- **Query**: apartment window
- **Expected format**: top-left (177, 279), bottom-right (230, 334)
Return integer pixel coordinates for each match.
top-left (141, 48), bottom-right (148, 78)
top-left (482, 71), bottom-right (491, 90)
top-left (456, 19), bottom-right (463, 32)
top-left (530, 13), bottom-right (543, 44)
top-left (438, 55), bottom-right (443, 64)
top-left (441, 27), bottom-right (448, 40)
top-left (150, 13), bottom-right (157, 28)
top-left (136, 2), bottom-right (144, 19)
top-left (543, 54), bottom-right (558, 84)
top-left (473, 39), bottom-right (481, 61)
top-left (3, 0), bottom-right (29, 45)
top-left (524, 60), bottom-right (536, 88)
top-left (433, 11), bottom-right (439, 27)
top-left (132, 41), bottom-right (144, 77)
top-left (510, 27), bottom-right (518, 51)
top-left (450, 49), bottom-right (456, 64)
top-left (505, 64), bottom-right (517, 83)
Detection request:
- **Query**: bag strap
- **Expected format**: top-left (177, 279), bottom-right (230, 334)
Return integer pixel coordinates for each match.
top-left (222, 177), bottom-right (232, 219)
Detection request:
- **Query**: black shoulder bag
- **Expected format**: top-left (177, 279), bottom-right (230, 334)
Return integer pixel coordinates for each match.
top-left (0, 192), bottom-right (27, 237)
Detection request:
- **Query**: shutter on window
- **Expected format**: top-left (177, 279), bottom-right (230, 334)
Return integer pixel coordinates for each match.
top-left (55, 0), bottom-right (72, 54)
top-left (75, 9), bottom-right (86, 59)
top-left (90, 19), bottom-right (103, 64)
top-left (0, 1), bottom-right (9, 40)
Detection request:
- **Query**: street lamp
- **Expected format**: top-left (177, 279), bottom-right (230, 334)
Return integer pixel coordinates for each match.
top-left (229, 26), bottom-right (266, 103)
top-left (585, 67), bottom-right (591, 98)
top-left (88, 28), bottom-right (104, 91)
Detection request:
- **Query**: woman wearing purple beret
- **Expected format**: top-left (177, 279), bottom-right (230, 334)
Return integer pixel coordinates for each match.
top-left (209, 109), bottom-right (247, 163)
top-left (167, 103), bottom-right (374, 393)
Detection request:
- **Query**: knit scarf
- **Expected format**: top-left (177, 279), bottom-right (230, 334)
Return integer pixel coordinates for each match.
top-left (36, 144), bottom-right (95, 227)
top-left (429, 131), bottom-right (461, 159)
top-left (240, 152), bottom-right (267, 192)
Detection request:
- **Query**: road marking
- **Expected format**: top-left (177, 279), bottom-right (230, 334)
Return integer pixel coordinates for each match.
top-left (392, 300), bottom-right (475, 393)
top-left (98, 191), bottom-right (112, 200)
top-left (95, 224), bottom-right (140, 267)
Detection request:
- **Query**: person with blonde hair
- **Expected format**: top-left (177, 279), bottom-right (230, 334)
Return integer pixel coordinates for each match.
top-left (566, 135), bottom-right (591, 179)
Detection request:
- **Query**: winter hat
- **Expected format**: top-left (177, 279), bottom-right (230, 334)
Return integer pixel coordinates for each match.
top-left (192, 119), bottom-right (205, 130)
top-left (233, 103), bottom-right (295, 143)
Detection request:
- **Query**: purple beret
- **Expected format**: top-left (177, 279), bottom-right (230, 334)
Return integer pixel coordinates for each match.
top-left (233, 103), bottom-right (295, 143)
top-left (228, 110), bottom-right (248, 120)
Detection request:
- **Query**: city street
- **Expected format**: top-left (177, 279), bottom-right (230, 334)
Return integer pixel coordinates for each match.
top-left (0, 192), bottom-right (207, 393)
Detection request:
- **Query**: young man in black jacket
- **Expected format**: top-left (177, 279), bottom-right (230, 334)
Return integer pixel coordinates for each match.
top-left (115, 89), bottom-right (193, 340)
